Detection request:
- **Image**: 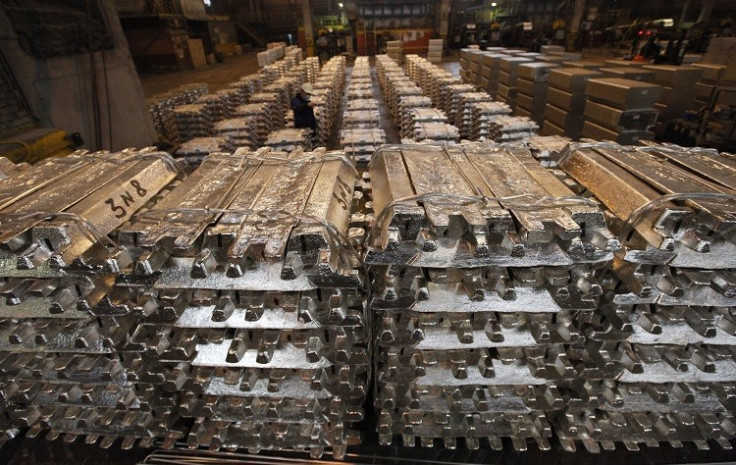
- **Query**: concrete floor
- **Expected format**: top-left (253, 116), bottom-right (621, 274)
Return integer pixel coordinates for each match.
top-left (139, 52), bottom-right (261, 97)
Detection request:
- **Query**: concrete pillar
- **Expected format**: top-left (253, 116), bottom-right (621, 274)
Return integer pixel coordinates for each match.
top-left (302, 0), bottom-right (315, 57)
top-left (437, 0), bottom-right (451, 40)
top-left (697, 0), bottom-right (714, 23)
top-left (678, 0), bottom-right (691, 28)
top-left (567, 0), bottom-right (587, 52)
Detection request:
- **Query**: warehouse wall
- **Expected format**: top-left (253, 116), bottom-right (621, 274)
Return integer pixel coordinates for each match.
top-left (0, 1), bottom-right (158, 151)
top-left (0, 64), bottom-right (36, 138)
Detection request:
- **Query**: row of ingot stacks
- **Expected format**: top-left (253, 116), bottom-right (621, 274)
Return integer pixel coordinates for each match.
top-left (169, 52), bottom-right (316, 154)
top-left (223, 59), bottom-right (316, 152)
top-left (341, 59), bottom-right (379, 129)
top-left (558, 141), bottom-right (736, 451)
top-left (581, 78), bottom-right (661, 145)
top-left (404, 56), bottom-right (503, 142)
top-left (366, 143), bottom-right (619, 451)
top-left (311, 56), bottom-right (347, 147)
top-left (341, 57), bottom-right (386, 163)
top-left (404, 56), bottom-right (520, 144)
top-left (148, 83), bottom-right (208, 144)
top-left (0, 149), bottom-right (183, 449)
top-left (378, 56), bottom-right (459, 144)
top-left (105, 148), bottom-right (368, 459)
top-left (376, 56), bottom-right (424, 122)
top-left (405, 55), bottom-right (459, 107)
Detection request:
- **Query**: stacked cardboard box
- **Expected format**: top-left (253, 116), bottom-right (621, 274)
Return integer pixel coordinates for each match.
top-left (643, 65), bottom-right (704, 132)
top-left (581, 78), bottom-right (662, 144)
top-left (542, 68), bottom-right (602, 139)
top-left (515, 62), bottom-right (559, 125)
top-left (497, 56), bottom-right (532, 110)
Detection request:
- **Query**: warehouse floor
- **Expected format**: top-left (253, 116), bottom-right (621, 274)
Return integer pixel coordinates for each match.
top-left (140, 52), bottom-right (262, 97)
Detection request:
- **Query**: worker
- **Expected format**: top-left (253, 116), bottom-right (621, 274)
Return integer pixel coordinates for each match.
top-left (291, 83), bottom-right (317, 138)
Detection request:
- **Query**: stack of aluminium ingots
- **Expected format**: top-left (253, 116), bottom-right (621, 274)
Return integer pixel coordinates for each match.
top-left (408, 122), bottom-right (460, 144)
top-left (449, 92), bottom-right (494, 140)
top-left (194, 94), bottom-right (234, 123)
top-left (365, 143), bottom-right (619, 451)
top-left (250, 93), bottom-right (285, 133)
top-left (396, 96), bottom-right (433, 136)
top-left (557, 142), bottom-right (736, 452)
top-left (468, 101), bottom-right (513, 141)
top-left (340, 129), bottom-right (387, 164)
top-left (148, 83), bottom-right (209, 143)
top-left (524, 135), bottom-right (571, 168)
top-left (400, 108), bottom-right (447, 140)
top-left (173, 104), bottom-right (214, 141)
top-left (227, 75), bottom-right (262, 103)
top-left (108, 148), bottom-right (368, 459)
top-left (174, 137), bottom-right (230, 166)
top-left (345, 99), bottom-right (379, 113)
top-left (0, 149), bottom-right (182, 448)
top-left (484, 116), bottom-right (540, 143)
top-left (264, 128), bottom-right (314, 152)
top-left (233, 103), bottom-right (273, 148)
top-left (214, 118), bottom-right (259, 152)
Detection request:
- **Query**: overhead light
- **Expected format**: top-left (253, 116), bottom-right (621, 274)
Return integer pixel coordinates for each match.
top-left (491, 2), bottom-right (497, 6)
top-left (338, 2), bottom-right (343, 7)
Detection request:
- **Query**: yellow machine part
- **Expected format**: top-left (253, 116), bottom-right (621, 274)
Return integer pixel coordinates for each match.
top-left (0, 128), bottom-right (74, 164)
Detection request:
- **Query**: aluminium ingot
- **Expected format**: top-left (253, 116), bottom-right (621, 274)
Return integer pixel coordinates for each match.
top-left (366, 144), bottom-right (617, 267)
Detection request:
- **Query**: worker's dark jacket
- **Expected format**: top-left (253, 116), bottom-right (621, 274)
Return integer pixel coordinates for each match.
top-left (291, 94), bottom-right (317, 130)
